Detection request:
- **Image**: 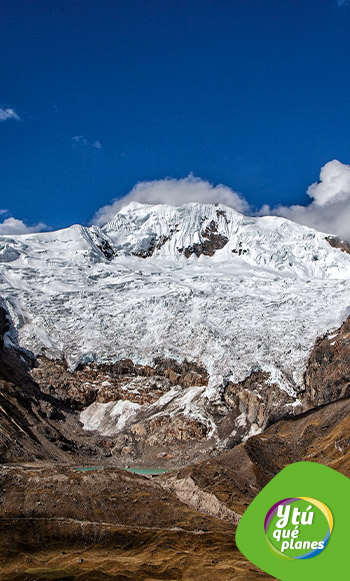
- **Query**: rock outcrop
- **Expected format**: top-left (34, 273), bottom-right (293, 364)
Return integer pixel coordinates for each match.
top-left (0, 309), bottom-right (115, 464)
top-left (161, 395), bottom-right (350, 518)
top-left (325, 235), bottom-right (350, 255)
top-left (0, 307), bottom-right (9, 351)
top-left (132, 234), bottom-right (171, 257)
top-left (31, 356), bottom-right (209, 411)
top-left (220, 370), bottom-right (300, 444)
top-left (2, 304), bottom-right (350, 579)
top-left (304, 315), bottom-right (350, 407)
top-left (178, 219), bottom-right (229, 257)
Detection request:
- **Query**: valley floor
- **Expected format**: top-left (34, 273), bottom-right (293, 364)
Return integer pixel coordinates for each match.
top-left (1, 394), bottom-right (350, 580)
top-left (1, 300), bottom-right (350, 580)
top-left (0, 464), bottom-right (270, 581)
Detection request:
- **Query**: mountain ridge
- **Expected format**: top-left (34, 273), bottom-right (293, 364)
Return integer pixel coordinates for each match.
top-left (1, 201), bottom-right (350, 456)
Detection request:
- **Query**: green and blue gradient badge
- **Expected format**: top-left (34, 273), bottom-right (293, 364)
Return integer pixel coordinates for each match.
top-left (265, 496), bottom-right (333, 560)
top-left (236, 462), bottom-right (349, 580)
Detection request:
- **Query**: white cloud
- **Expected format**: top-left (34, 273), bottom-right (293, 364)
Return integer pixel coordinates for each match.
top-left (92, 160), bottom-right (350, 241)
top-left (72, 135), bottom-right (102, 149)
top-left (0, 217), bottom-right (47, 235)
top-left (0, 107), bottom-right (21, 122)
top-left (92, 175), bottom-right (250, 226)
top-left (261, 160), bottom-right (350, 241)
top-left (72, 135), bottom-right (88, 146)
top-left (307, 159), bottom-right (350, 206)
top-left (337, 0), bottom-right (349, 7)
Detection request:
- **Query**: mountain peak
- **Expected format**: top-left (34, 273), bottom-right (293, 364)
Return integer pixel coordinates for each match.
top-left (100, 200), bottom-right (350, 277)
top-left (1, 199), bottom-right (350, 396)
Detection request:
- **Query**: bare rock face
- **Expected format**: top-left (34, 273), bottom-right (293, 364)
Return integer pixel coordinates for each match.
top-left (164, 396), bottom-right (350, 522)
top-left (4, 295), bottom-right (350, 472)
top-left (111, 415), bottom-right (209, 464)
top-left (231, 241), bottom-right (249, 256)
top-left (325, 235), bottom-right (350, 255)
top-left (31, 356), bottom-right (209, 411)
top-left (131, 213), bottom-right (231, 260)
top-left (0, 359), bottom-right (101, 464)
top-left (0, 307), bottom-right (10, 350)
top-left (146, 415), bottom-right (208, 444)
top-left (178, 220), bottom-right (228, 257)
top-left (132, 234), bottom-right (171, 258)
top-left (94, 236), bottom-right (116, 260)
top-left (304, 315), bottom-right (350, 407)
top-left (153, 357), bottom-right (208, 386)
top-left (217, 370), bottom-right (299, 445)
top-left (31, 357), bottom-right (99, 410)
top-left (30, 355), bottom-right (212, 467)
top-left (0, 308), bottom-right (117, 464)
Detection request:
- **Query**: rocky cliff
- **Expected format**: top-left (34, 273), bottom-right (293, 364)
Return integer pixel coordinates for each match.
top-left (1, 201), bottom-right (350, 578)
top-left (304, 315), bottom-right (350, 407)
top-left (2, 314), bottom-right (350, 579)
top-left (0, 309), bottom-right (116, 464)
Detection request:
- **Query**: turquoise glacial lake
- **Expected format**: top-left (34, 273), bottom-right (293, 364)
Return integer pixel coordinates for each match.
top-left (124, 468), bottom-right (171, 475)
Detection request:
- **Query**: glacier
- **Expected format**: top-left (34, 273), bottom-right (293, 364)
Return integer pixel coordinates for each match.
top-left (1, 201), bottom-right (350, 449)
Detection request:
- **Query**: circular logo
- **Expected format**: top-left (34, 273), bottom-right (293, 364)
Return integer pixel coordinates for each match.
top-left (264, 497), bottom-right (333, 560)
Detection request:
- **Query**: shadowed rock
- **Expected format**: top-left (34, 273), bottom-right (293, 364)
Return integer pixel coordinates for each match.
top-left (325, 235), bottom-right (350, 255)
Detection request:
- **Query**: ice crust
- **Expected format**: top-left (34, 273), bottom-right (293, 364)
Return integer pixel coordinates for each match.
top-left (1, 201), bottom-right (350, 402)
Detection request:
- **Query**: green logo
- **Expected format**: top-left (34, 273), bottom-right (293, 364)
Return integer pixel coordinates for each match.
top-left (236, 462), bottom-right (350, 581)
top-left (265, 497), bottom-right (333, 559)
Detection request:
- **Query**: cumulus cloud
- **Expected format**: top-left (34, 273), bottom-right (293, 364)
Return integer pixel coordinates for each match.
top-left (262, 160), bottom-right (350, 240)
top-left (307, 159), bottom-right (350, 206)
top-left (0, 107), bottom-right (21, 122)
top-left (0, 217), bottom-right (47, 235)
top-left (92, 175), bottom-right (250, 226)
top-left (92, 160), bottom-right (350, 241)
top-left (72, 135), bottom-right (102, 149)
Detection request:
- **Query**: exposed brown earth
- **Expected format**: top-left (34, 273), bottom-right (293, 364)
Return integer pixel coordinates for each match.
top-left (0, 464), bottom-right (271, 581)
top-left (32, 356), bottom-right (208, 410)
top-left (2, 392), bottom-right (350, 579)
top-left (304, 315), bottom-right (350, 407)
top-left (164, 396), bottom-right (350, 518)
top-left (220, 370), bottom-right (300, 445)
top-left (1, 530), bottom-right (271, 581)
top-left (2, 304), bottom-right (350, 579)
top-left (110, 413), bottom-right (210, 467)
top-left (0, 309), bottom-right (116, 465)
top-left (29, 354), bottom-right (212, 468)
top-left (0, 358), bottom-right (116, 464)
top-left (178, 219), bottom-right (229, 257)
top-left (325, 235), bottom-right (350, 255)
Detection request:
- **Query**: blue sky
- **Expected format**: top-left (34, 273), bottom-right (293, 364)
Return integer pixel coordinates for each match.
top-left (1, 0), bottom-right (350, 233)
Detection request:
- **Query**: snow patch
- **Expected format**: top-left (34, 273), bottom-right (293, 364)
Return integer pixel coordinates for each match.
top-left (1, 201), bottom-right (350, 421)
top-left (80, 399), bottom-right (140, 433)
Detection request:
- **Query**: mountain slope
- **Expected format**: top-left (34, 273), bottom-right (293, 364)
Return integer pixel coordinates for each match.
top-left (0, 308), bottom-right (116, 464)
top-left (2, 316), bottom-right (350, 578)
top-left (1, 201), bottom-right (350, 454)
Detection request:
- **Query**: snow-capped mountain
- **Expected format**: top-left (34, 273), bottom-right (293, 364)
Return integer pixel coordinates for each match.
top-left (1, 201), bottom-right (350, 456)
